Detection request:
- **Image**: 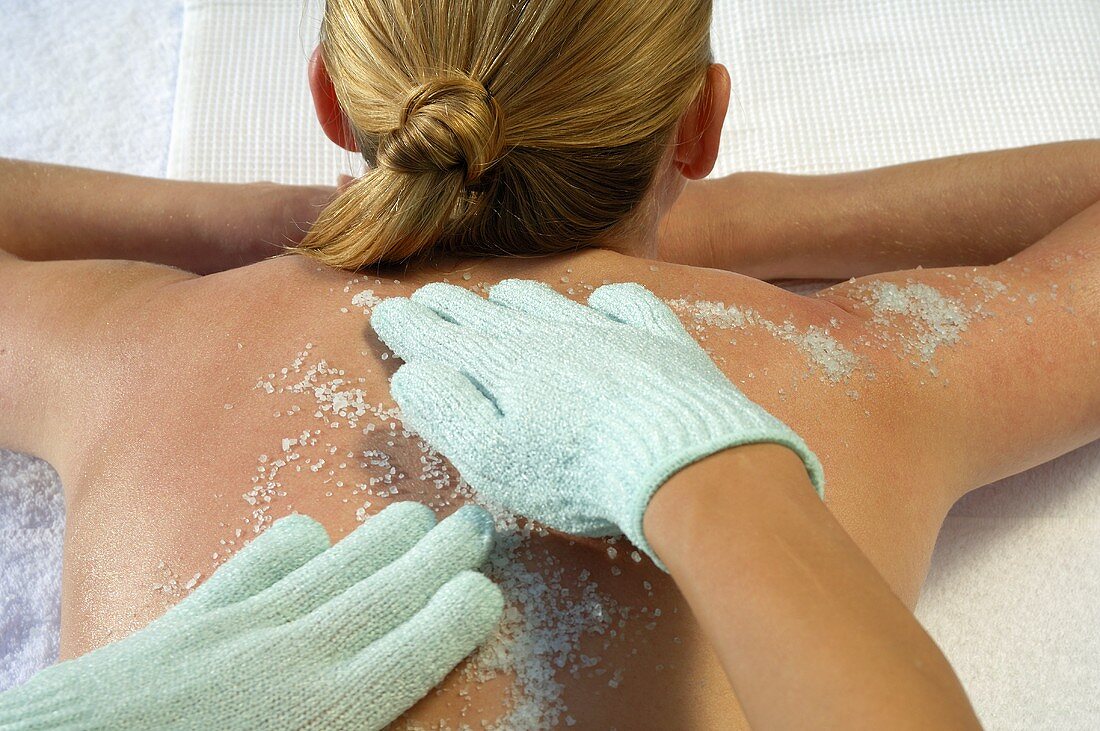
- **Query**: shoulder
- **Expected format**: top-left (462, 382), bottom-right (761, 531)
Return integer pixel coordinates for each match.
top-left (0, 253), bottom-right (198, 464)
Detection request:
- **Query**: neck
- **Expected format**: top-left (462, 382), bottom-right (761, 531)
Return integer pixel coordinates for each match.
top-left (599, 160), bottom-right (685, 261)
top-left (598, 227), bottom-right (660, 260)
top-left (597, 186), bottom-right (668, 260)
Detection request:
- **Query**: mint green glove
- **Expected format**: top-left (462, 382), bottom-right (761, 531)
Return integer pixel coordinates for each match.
top-left (0, 502), bottom-right (503, 730)
top-left (370, 279), bottom-right (825, 571)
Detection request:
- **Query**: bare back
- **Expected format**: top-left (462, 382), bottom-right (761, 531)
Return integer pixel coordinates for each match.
top-left (53, 235), bottom-right (1099, 728)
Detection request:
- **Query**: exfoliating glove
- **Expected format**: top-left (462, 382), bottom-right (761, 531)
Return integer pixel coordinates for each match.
top-left (0, 502), bottom-right (503, 730)
top-left (370, 279), bottom-right (824, 570)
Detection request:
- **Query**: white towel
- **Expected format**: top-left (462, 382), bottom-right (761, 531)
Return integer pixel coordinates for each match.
top-left (0, 454), bottom-right (64, 692)
top-left (0, 1), bottom-right (183, 176)
top-left (2, 2), bottom-right (1099, 728)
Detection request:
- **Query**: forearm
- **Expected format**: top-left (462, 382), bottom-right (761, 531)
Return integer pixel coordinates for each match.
top-left (657, 174), bottom-right (828, 279)
top-left (813, 138), bottom-right (1100, 276)
top-left (0, 158), bottom-right (330, 274)
top-left (644, 444), bottom-right (981, 730)
top-left (660, 139), bottom-right (1100, 279)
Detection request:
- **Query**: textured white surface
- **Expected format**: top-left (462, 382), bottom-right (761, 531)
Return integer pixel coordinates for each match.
top-left (0, 454), bottom-right (64, 693)
top-left (0, 0), bottom-right (183, 691)
top-left (167, 0), bottom-right (359, 184)
top-left (0, 2), bottom-right (183, 175)
top-left (918, 447), bottom-right (1100, 726)
top-left (708, 0), bottom-right (1100, 177)
top-left (2, 0), bottom-right (1099, 727)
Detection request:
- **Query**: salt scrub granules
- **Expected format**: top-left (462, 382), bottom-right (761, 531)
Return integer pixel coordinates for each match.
top-left (860, 281), bottom-right (971, 366)
top-left (669, 271), bottom-right (1015, 385)
top-left (351, 288), bottom-right (382, 314)
top-left (838, 271), bottom-right (1012, 377)
top-left (665, 297), bottom-right (863, 383)
top-left (459, 502), bottom-right (620, 729)
top-left (245, 343), bottom-right (451, 537)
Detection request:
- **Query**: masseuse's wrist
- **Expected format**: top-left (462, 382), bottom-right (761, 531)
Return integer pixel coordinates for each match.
top-left (642, 442), bottom-right (816, 572)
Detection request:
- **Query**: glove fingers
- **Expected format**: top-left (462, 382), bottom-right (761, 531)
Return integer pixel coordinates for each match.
top-left (371, 295), bottom-right (511, 395)
top-left (410, 282), bottom-right (510, 331)
top-left (487, 278), bottom-right (606, 326)
top-left (391, 360), bottom-right (502, 453)
top-left (293, 505), bottom-right (495, 650)
top-left (342, 570), bottom-right (504, 730)
top-left (249, 501), bottom-right (436, 621)
top-left (178, 513), bottom-right (330, 615)
top-left (370, 296), bottom-right (484, 365)
top-left (587, 282), bottom-right (696, 345)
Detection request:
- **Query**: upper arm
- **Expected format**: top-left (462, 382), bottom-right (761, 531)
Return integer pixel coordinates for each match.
top-left (0, 251), bottom-right (196, 461)
top-left (815, 198), bottom-right (1100, 491)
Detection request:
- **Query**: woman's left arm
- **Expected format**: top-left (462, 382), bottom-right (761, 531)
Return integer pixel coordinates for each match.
top-left (0, 158), bottom-right (335, 274)
top-left (660, 139), bottom-right (1100, 279)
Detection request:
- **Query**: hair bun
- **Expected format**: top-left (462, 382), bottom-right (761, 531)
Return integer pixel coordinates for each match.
top-left (377, 76), bottom-right (505, 187)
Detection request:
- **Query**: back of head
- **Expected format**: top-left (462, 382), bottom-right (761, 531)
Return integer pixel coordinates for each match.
top-left (295, 0), bottom-right (713, 270)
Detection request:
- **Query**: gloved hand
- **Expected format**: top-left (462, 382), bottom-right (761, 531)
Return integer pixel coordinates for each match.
top-left (0, 502), bottom-right (503, 730)
top-left (370, 279), bottom-right (824, 571)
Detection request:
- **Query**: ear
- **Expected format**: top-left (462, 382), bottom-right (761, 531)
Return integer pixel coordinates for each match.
top-left (671, 63), bottom-right (731, 180)
top-left (309, 46), bottom-right (359, 152)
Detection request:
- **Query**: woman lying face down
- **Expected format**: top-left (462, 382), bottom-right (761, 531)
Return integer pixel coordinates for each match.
top-left (0, 0), bottom-right (1098, 727)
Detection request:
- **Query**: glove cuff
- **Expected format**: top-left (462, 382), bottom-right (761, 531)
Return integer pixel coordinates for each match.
top-left (620, 428), bottom-right (825, 573)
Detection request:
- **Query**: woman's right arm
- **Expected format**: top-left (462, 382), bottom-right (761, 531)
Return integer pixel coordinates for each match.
top-left (658, 139), bottom-right (1100, 279)
top-left (644, 443), bottom-right (982, 731)
top-left (0, 158), bottom-right (336, 274)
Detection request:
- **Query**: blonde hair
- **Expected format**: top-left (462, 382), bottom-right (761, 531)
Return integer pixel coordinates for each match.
top-left (292, 0), bottom-right (713, 270)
